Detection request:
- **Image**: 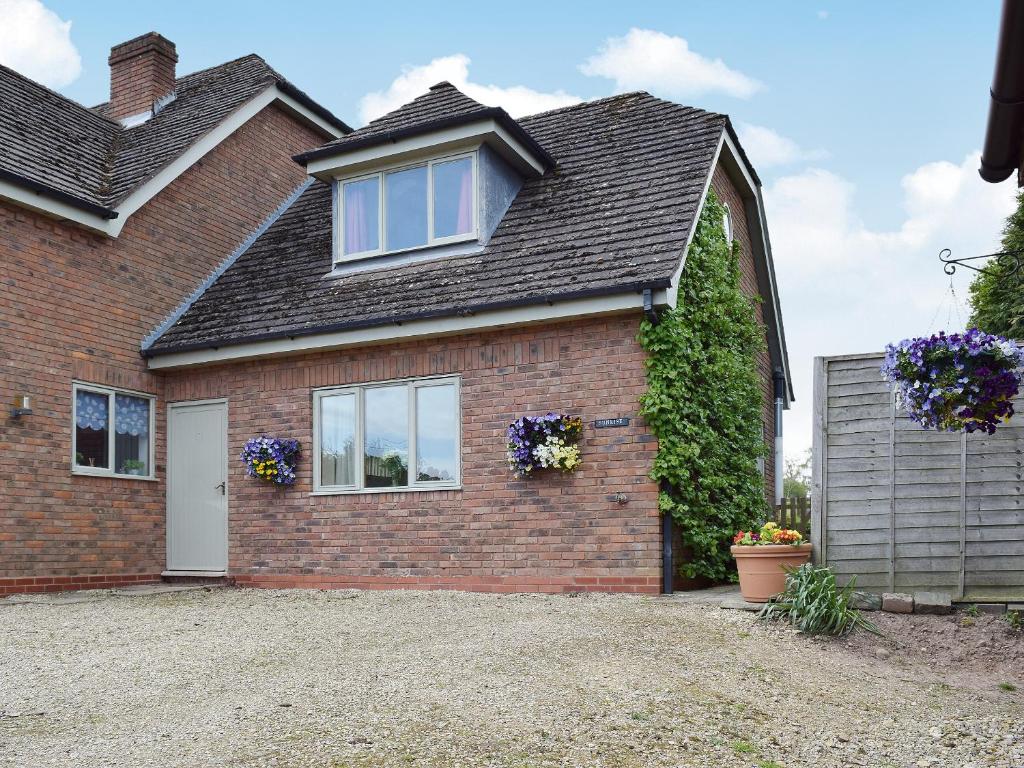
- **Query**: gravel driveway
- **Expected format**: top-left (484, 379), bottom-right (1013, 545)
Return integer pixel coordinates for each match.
top-left (1, 588), bottom-right (1020, 768)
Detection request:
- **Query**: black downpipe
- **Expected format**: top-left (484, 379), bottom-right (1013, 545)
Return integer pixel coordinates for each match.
top-left (660, 479), bottom-right (674, 594)
top-left (980, 0), bottom-right (1024, 183)
top-left (642, 288), bottom-right (659, 325)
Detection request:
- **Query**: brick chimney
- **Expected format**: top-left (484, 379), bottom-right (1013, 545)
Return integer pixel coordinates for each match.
top-left (107, 32), bottom-right (178, 122)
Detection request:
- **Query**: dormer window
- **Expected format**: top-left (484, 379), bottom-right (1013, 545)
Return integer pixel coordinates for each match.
top-left (339, 152), bottom-right (477, 261)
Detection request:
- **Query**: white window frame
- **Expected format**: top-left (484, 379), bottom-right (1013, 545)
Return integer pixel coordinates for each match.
top-left (312, 374), bottom-right (461, 494)
top-left (335, 150), bottom-right (478, 263)
top-left (71, 381), bottom-right (156, 481)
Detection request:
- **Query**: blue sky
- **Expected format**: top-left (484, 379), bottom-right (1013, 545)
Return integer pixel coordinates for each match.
top-left (2, 0), bottom-right (1017, 459)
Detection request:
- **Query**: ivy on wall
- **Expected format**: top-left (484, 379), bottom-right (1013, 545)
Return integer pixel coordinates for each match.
top-left (639, 189), bottom-right (769, 582)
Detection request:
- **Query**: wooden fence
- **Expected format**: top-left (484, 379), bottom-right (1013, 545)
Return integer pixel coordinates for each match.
top-left (772, 496), bottom-right (811, 535)
top-left (812, 352), bottom-right (1024, 601)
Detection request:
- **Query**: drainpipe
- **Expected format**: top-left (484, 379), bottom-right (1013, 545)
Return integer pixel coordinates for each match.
top-left (642, 288), bottom-right (659, 325)
top-left (773, 367), bottom-right (786, 504)
top-left (660, 481), bottom-right (674, 594)
top-left (980, 0), bottom-right (1024, 184)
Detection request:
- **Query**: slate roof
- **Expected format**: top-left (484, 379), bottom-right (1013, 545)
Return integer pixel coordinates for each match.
top-left (0, 55), bottom-right (349, 215)
top-left (296, 82), bottom-right (553, 169)
top-left (147, 87), bottom-right (728, 355)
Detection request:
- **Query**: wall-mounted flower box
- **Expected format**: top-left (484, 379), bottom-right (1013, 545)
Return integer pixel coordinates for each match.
top-left (241, 436), bottom-right (300, 486)
top-left (506, 413), bottom-right (582, 477)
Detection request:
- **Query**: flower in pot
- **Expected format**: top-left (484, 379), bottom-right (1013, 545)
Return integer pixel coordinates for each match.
top-left (731, 522), bottom-right (812, 603)
top-left (120, 459), bottom-right (146, 476)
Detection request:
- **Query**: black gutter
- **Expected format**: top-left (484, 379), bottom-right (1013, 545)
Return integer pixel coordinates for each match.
top-left (293, 107), bottom-right (555, 171)
top-left (143, 279), bottom-right (671, 358)
top-left (0, 168), bottom-right (119, 220)
top-left (274, 78), bottom-right (353, 135)
top-left (980, 0), bottom-right (1024, 183)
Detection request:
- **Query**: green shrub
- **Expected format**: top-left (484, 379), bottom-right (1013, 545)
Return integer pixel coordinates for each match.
top-left (759, 563), bottom-right (879, 636)
top-left (639, 189), bottom-right (768, 582)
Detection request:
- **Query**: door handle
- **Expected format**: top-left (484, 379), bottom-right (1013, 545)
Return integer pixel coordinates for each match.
top-left (215, 481), bottom-right (226, 495)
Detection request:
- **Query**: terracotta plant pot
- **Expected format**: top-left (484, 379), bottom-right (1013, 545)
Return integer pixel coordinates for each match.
top-left (731, 543), bottom-right (813, 603)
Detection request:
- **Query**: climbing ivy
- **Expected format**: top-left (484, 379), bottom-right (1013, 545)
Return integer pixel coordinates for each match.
top-left (639, 190), bottom-right (769, 582)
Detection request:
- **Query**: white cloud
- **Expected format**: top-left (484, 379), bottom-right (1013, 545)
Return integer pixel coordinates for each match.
top-left (766, 152), bottom-right (1017, 461)
top-left (579, 28), bottom-right (761, 99)
top-left (0, 0), bottom-right (80, 88)
top-left (737, 123), bottom-right (829, 168)
top-left (358, 54), bottom-right (581, 125)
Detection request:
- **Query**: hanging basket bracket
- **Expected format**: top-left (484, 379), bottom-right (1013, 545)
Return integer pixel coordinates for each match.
top-left (939, 247), bottom-right (1023, 277)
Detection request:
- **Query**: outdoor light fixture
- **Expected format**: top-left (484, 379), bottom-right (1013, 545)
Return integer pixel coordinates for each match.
top-left (10, 394), bottom-right (32, 418)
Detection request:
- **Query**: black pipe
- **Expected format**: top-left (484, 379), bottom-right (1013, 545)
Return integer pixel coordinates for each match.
top-left (661, 513), bottom-right (674, 594)
top-left (642, 288), bottom-right (659, 325)
top-left (980, 0), bottom-right (1024, 183)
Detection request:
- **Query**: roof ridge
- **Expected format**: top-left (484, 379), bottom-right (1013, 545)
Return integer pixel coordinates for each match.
top-left (174, 52), bottom-right (273, 84)
top-left (0, 61), bottom-right (122, 130)
top-left (519, 91), bottom-right (724, 123)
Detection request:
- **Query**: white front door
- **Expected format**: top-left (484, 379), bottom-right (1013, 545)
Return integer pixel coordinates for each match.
top-left (166, 399), bottom-right (228, 573)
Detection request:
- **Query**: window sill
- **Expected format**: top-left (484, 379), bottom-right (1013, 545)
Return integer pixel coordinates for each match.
top-left (311, 485), bottom-right (461, 497)
top-left (72, 469), bottom-right (158, 482)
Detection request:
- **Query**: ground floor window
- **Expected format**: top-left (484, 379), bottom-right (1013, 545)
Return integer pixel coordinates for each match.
top-left (313, 376), bottom-right (460, 493)
top-left (73, 382), bottom-right (155, 479)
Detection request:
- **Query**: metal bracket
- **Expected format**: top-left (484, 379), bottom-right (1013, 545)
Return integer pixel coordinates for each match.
top-left (939, 247), bottom-right (1023, 277)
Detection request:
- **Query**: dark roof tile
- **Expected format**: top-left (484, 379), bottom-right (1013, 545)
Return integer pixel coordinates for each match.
top-left (147, 90), bottom-right (726, 354)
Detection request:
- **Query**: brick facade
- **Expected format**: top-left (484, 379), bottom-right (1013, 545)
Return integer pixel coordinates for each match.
top-left (160, 315), bottom-right (663, 594)
top-left (1, 143), bottom-right (779, 596)
top-left (0, 104), bottom-right (327, 592)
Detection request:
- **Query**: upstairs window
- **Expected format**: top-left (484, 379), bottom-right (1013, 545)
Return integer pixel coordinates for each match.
top-left (339, 153), bottom-right (476, 260)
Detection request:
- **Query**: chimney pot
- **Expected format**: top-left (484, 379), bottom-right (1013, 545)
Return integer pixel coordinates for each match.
top-left (107, 32), bottom-right (177, 123)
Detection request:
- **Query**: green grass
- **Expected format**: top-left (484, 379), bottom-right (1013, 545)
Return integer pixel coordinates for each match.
top-left (998, 682), bottom-right (1017, 692)
top-left (758, 761), bottom-right (785, 768)
top-left (963, 603), bottom-right (980, 617)
top-left (732, 741), bottom-right (756, 754)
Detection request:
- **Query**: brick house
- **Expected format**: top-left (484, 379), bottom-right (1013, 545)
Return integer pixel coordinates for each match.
top-left (0, 33), bottom-right (791, 596)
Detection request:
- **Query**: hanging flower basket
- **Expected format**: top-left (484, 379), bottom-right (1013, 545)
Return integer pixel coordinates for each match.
top-left (241, 436), bottom-right (300, 486)
top-left (882, 329), bottom-right (1024, 434)
top-left (506, 413), bottom-right (582, 477)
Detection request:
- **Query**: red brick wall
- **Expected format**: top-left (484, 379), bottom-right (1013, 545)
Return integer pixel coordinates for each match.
top-left (711, 166), bottom-right (777, 503)
top-left (0, 104), bottom-right (328, 592)
top-left (159, 315), bottom-right (663, 594)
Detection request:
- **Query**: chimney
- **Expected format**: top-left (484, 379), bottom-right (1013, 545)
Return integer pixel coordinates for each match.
top-left (107, 32), bottom-right (178, 123)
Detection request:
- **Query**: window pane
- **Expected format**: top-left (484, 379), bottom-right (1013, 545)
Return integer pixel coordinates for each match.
top-left (320, 393), bottom-right (356, 487)
top-left (343, 177), bottom-right (379, 255)
top-left (385, 166), bottom-right (427, 250)
top-left (114, 394), bottom-right (151, 475)
top-left (75, 389), bottom-right (109, 469)
top-left (364, 386), bottom-right (409, 487)
top-left (416, 384), bottom-right (457, 482)
top-left (433, 157), bottom-right (474, 239)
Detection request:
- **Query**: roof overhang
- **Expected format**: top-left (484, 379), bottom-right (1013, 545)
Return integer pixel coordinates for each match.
top-left (0, 84), bottom-right (346, 237)
top-left (144, 284), bottom-right (670, 370)
top-left (298, 110), bottom-right (553, 180)
top-left (980, 0), bottom-right (1024, 184)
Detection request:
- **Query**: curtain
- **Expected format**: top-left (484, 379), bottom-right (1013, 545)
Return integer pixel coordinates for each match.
top-left (75, 390), bottom-right (108, 431)
top-left (345, 184), bottom-right (369, 253)
top-left (456, 163), bottom-right (473, 234)
top-left (114, 394), bottom-right (149, 437)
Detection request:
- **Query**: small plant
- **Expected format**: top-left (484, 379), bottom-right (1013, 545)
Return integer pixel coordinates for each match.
top-left (240, 436), bottom-right (300, 486)
top-left (506, 413), bottom-right (582, 476)
top-left (759, 563), bottom-right (879, 636)
top-left (963, 603), bottom-right (980, 617)
top-left (1006, 611), bottom-right (1022, 632)
top-left (732, 741), bottom-right (756, 754)
top-left (733, 521), bottom-right (805, 546)
top-left (998, 682), bottom-right (1017, 692)
top-left (759, 762), bottom-right (784, 768)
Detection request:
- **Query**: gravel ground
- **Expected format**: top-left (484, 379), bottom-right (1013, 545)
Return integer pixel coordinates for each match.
top-left (1, 588), bottom-right (1021, 768)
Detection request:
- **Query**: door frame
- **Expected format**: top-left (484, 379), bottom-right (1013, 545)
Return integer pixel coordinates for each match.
top-left (165, 397), bottom-right (229, 576)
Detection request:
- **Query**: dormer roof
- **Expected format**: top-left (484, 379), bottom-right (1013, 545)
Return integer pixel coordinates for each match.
top-left (296, 82), bottom-right (554, 176)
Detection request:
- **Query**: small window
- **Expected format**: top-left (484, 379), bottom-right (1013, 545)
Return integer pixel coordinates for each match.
top-left (314, 376), bottom-right (460, 493)
top-left (722, 203), bottom-right (733, 241)
top-left (337, 152), bottom-right (477, 262)
top-left (73, 383), bottom-right (154, 479)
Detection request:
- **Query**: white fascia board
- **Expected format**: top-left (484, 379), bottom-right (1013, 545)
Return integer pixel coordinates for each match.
top-left (146, 291), bottom-right (650, 370)
top-left (305, 118), bottom-right (546, 179)
top-left (0, 85), bottom-right (341, 238)
top-left (0, 178), bottom-right (113, 232)
top-left (665, 131), bottom-right (725, 309)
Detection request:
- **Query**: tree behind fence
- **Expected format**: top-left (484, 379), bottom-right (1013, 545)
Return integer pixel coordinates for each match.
top-left (772, 496), bottom-right (811, 535)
